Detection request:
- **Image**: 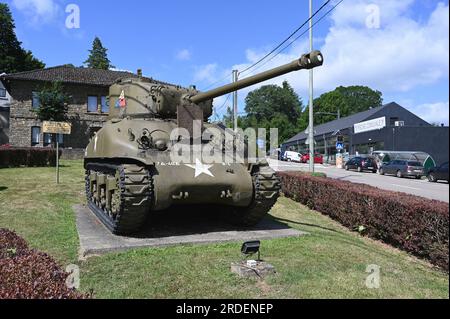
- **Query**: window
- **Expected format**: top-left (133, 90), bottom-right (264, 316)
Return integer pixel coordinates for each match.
top-left (31, 127), bottom-right (41, 146)
top-left (57, 133), bottom-right (64, 145)
top-left (389, 117), bottom-right (399, 126)
top-left (0, 88), bottom-right (6, 98)
top-left (44, 133), bottom-right (64, 146)
top-left (87, 96), bottom-right (98, 113)
top-left (44, 133), bottom-right (52, 146)
top-left (101, 96), bottom-right (109, 113)
top-left (32, 92), bottom-right (40, 109)
top-left (408, 161), bottom-right (422, 167)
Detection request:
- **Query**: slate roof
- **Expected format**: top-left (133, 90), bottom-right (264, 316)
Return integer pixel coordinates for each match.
top-left (284, 103), bottom-right (396, 144)
top-left (0, 65), bottom-right (175, 87)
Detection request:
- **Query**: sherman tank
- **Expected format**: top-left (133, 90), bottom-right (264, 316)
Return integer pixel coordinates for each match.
top-left (84, 50), bottom-right (324, 235)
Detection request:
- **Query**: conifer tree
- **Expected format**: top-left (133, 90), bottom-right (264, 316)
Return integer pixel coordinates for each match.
top-left (0, 3), bottom-right (45, 74)
top-left (84, 37), bottom-right (114, 70)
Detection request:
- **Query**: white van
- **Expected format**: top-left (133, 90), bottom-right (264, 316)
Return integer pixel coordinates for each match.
top-left (283, 151), bottom-right (302, 162)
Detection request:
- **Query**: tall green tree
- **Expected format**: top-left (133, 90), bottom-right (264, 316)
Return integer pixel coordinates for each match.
top-left (33, 82), bottom-right (71, 122)
top-left (225, 81), bottom-right (303, 145)
top-left (84, 37), bottom-right (114, 70)
top-left (312, 86), bottom-right (383, 126)
top-left (245, 81), bottom-right (302, 123)
top-left (0, 3), bottom-right (45, 74)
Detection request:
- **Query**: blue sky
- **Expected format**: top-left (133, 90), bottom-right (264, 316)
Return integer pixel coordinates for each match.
top-left (6, 0), bottom-right (450, 124)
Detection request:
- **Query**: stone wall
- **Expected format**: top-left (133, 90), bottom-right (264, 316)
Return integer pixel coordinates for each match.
top-left (8, 80), bottom-right (109, 148)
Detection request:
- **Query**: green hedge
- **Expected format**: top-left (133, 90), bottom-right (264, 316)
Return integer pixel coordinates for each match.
top-left (0, 148), bottom-right (61, 168)
top-left (278, 171), bottom-right (449, 271)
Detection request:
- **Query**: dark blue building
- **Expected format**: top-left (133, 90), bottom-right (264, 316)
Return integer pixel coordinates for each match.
top-left (282, 102), bottom-right (449, 165)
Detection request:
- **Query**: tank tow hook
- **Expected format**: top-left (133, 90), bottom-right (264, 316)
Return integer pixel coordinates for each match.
top-left (220, 190), bottom-right (233, 199)
top-left (172, 192), bottom-right (190, 200)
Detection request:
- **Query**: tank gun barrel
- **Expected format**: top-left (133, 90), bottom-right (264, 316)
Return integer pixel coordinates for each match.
top-left (190, 50), bottom-right (323, 104)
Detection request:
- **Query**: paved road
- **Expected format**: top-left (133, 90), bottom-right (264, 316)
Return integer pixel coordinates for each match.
top-left (268, 159), bottom-right (449, 203)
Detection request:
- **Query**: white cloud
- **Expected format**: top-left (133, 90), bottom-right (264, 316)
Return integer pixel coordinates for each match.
top-left (176, 49), bottom-right (191, 61)
top-left (12, 0), bottom-right (60, 24)
top-left (206, 1), bottom-right (449, 118)
top-left (193, 63), bottom-right (219, 83)
top-left (314, 1), bottom-right (449, 93)
top-left (408, 101), bottom-right (449, 125)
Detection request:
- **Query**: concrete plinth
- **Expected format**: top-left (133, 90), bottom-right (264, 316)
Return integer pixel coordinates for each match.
top-left (74, 204), bottom-right (307, 259)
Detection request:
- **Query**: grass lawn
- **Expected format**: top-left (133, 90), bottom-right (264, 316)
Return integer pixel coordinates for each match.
top-left (0, 160), bottom-right (448, 299)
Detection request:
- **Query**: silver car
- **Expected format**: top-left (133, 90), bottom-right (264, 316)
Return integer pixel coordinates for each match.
top-left (379, 160), bottom-right (425, 179)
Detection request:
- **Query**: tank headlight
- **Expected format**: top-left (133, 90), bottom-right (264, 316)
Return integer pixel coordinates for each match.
top-left (155, 139), bottom-right (168, 151)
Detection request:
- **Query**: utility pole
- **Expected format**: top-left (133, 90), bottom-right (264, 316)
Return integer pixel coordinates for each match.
top-left (308, 0), bottom-right (315, 172)
top-left (232, 70), bottom-right (239, 132)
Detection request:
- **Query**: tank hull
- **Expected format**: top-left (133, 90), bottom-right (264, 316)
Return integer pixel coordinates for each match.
top-left (152, 163), bottom-right (254, 211)
top-left (84, 119), bottom-right (279, 234)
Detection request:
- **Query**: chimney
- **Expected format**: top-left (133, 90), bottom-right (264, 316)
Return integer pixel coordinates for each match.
top-left (137, 69), bottom-right (142, 77)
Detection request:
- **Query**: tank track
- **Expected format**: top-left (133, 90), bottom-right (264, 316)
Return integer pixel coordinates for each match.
top-left (230, 164), bottom-right (281, 226)
top-left (85, 163), bottom-right (153, 235)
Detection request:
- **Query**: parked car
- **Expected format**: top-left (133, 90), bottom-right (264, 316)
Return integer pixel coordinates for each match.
top-left (378, 160), bottom-right (425, 179)
top-left (301, 153), bottom-right (323, 164)
top-left (283, 151), bottom-right (303, 162)
top-left (344, 157), bottom-right (377, 173)
top-left (427, 162), bottom-right (449, 183)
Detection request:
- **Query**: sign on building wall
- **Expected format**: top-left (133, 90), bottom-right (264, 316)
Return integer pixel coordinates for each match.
top-left (354, 116), bottom-right (386, 134)
top-left (42, 121), bottom-right (72, 135)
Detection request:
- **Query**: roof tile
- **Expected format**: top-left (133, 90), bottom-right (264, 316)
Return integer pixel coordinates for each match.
top-left (0, 65), bottom-right (175, 87)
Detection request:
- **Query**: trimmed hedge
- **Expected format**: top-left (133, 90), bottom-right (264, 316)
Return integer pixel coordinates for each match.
top-left (0, 229), bottom-right (88, 299)
top-left (278, 172), bottom-right (449, 271)
top-left (0, 147), bottom-right (62, 168)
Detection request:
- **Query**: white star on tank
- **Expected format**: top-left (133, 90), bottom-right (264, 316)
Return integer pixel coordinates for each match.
top-left (185, 159), bottom-right (215, 178)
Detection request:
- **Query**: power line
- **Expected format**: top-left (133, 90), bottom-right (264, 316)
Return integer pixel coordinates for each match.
top-left (202, 0), bottom-right (342, 97)
top-left (239, 0), bottom-right (344, 77)
top-left (214, 93), bottom-right (231, 113)
top-left (201, 72), bottom-right (233, 91)
top-left (238, 0), bottom-right (331, 76)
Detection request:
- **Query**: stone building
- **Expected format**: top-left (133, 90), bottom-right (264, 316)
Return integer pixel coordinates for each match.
top-left (0, 66), bottom-right (169, 150)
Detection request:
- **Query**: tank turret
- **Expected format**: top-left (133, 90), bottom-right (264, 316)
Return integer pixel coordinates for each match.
top-left (108, 51), bottom-right (323, 120)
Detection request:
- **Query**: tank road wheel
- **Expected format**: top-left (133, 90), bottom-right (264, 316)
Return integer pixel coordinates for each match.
top-left (85, 163), bottom-right (153, 235)
top-left (229, 165), bottom-right (281, 226)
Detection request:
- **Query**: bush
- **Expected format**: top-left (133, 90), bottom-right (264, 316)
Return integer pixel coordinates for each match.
top-left (277, 172), bottom-right (449, 271)
top-left (0, 148), bottom-right (62, 168)
top-left (0, 229), bottom-right (88, 299)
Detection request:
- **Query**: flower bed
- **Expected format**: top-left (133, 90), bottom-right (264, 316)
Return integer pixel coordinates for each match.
top-left (0, 229), bottom-right (88, 299)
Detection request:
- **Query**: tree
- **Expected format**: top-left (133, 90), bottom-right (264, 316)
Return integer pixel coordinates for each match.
top-left (84, 37), bottom-right (114, 70)
top-left (222, 106), bottom-right (234, 128)
top-left (33, 82), bottom-right (71, 122)
top-left (226, 81), bottom-right (303, 146)
top-left (0, 3), bottom-right (45, 74)
top-left (312, 86), bottom-right (383, 126)
top-left (245, 81), bottom-right (302, 123)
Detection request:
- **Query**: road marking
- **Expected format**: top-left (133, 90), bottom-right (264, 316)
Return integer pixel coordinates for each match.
top-left (391, 184), bottom-right (421, 191)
